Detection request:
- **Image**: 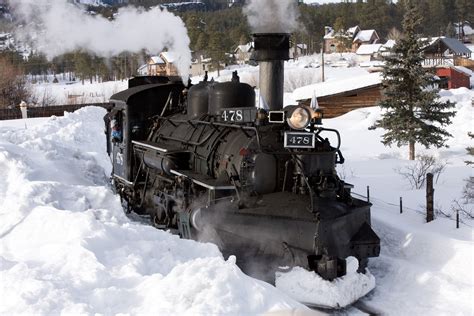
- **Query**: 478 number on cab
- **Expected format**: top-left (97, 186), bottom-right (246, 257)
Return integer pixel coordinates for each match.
top-left (221, 110), bottom-right (243, 122)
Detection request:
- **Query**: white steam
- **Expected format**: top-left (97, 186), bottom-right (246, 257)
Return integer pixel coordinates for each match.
top-left (243, 0), bottom-right (299, 33)
top-left (12, 0), bottom-right (191, 79)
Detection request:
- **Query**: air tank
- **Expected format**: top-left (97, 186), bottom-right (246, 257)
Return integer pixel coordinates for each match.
top-left (208, 72), bottom-right (255, 116)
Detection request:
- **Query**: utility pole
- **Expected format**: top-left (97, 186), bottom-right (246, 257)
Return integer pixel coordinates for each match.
top-left (321, 41), bottom-right (325, 82)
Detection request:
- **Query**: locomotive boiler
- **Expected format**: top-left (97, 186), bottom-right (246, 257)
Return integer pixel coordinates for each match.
top-left (105, 33), bottom-right (380, 281)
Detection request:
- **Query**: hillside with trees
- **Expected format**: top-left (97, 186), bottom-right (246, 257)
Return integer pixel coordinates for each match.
top-left (0, 0), bottom-right (472, 105)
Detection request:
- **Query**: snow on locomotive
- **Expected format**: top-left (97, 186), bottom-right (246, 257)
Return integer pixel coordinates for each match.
top-left (105, 33), bottom-right (380, 282)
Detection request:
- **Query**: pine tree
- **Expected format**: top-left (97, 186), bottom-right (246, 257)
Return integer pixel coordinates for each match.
top-left (208, 31), bottom-right (226, 77)
top-left (373, 0), bottom-right (456, 160)
top-left (463, 132), bottom-right (474, 203)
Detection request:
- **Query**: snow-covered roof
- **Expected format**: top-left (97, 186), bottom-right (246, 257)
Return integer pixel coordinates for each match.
top-left (347, 26), bottom-right (360, 35)
top-left (453, 66), bottom-right (473, 77)
top-left (353, 30), bottom-right (378, 43)
top-left (359, 60), bottom-right (385, 68)
top-left (423, 37), bottom-right (471, 55)
top-left (356, 44), bottom-right (382, 55)
top-left (293, 72), bottom-right (382, 101)
top-left (160, 52), bottom-right (176, 63)
top-left (382, 40), bottom-right (396, 50)
top-left (149, 56), bottom-right (164, 64)
top-left (324, 30), bottom-right (335, 39)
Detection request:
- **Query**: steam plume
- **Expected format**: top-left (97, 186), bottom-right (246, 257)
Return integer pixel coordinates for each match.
top-left (243, 0), bottom-right (299, 33)
top-left (12, 0), bottom-right (191, 79)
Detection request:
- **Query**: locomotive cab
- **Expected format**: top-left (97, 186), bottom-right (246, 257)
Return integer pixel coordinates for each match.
top-left (107, 80), bottom-right (184, 184)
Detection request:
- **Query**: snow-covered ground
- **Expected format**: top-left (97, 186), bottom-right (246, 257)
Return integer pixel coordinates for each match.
top-left (0, 108), bottom-right (306, 315)
top-left (2, 64), bottom-right (473, 315)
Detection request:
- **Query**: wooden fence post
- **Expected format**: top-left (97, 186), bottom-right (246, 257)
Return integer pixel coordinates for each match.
top-left (400, 197), bottom-right (403, 214)
top-left (366, 186), bottom-right (370, 203)
top-left (456, 208), bottom-right (460, 229)
top-left (426, 173), bottom-right (434, 223)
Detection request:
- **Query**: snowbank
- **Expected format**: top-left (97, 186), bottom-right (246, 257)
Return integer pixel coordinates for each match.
top-left (276, 257), bottom-right (375, 309)
top-left (0, 107), bottom-right (306, 315)
top-left (322, 87), bottom-right (474, 315)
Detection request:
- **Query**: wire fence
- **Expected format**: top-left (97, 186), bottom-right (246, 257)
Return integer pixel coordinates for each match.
top-left (351, 189), bottom-right (473, 229)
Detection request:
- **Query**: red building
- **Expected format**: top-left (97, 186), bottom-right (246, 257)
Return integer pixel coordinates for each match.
top-left (436, 67), bottom-right (471, 89)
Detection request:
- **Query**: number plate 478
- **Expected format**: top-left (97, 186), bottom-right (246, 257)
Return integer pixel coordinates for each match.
top-left (284, 132), bottom-right (315, 148)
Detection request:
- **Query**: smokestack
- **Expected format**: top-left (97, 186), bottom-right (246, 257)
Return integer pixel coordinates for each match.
top-left (251, 33), bottom-right (290, 111)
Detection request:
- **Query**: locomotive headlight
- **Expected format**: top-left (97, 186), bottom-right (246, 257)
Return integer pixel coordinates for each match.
top-left (287, 106), bottom-right (311, 130)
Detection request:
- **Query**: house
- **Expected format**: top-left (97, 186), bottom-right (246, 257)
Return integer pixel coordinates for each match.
top-left (137, 64), bottom-right (148, 76)
top-left (379, 40), bottom-right (396, 56)
top-left (435, 66), bottom-right (471, 89)
top-left (159, 52), bottom-right (179, 76)
top-left (422, 37), bottom-right (472, 68)
top-left (323, 26), bottom-right (345, 53)
top-left (293, 73), bottom-right (383, 118)
top-left (352, 30), bottom-right (380, 52)
top-left (190, 55), bottom-right (212, 76)
top-left (146, 56), bottom-right (166, 76)
top-left (324, 25), bottom-right (379, 53)
top-left (356, 43), bottom-right (383, 62)
top-left (234, 43), bottom-right (253, 65)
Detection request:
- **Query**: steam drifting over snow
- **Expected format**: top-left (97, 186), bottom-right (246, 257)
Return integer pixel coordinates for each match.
top-left (12, 1), bottom-right (191, 79)
top-left (243, 0), bottom-right (300, 33)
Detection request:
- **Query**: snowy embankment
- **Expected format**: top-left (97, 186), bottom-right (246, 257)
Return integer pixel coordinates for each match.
top-left (0, 108), bottom-right (306, 315)
top-left (327, 87), bottom-right (474, 315)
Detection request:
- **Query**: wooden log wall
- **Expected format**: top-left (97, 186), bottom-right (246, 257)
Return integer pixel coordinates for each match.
top-left (0, 103), bottom-right (112, 121)
top-left (299, 85), bottom-right (383, 118)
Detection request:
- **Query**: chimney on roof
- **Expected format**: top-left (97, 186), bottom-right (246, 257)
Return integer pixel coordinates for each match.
top-left (324, 26), bottom-right (332, 35)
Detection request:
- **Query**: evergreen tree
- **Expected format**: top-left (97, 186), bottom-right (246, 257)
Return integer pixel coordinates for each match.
top-left (195, 32), bottom-right (209, 52)
top-left (463, 133), bottom-right (474, 203)
top-left (445, 22), bottom-right (456, 38)
top-left (208, 31), bottom-right (226, 76)
top-left (466, 133), bottom-right (474, 166)
top-left (373, 0), bottom-right (456, 160)
top-left (333, 17), bottom-right (351, 53)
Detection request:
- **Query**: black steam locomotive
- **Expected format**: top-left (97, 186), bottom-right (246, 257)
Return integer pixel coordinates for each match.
top-left (105, 33), bottom-right (380, 281)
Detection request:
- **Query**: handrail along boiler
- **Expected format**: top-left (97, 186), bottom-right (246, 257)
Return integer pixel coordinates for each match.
top-left (105, 33), bottom-right (380, 281)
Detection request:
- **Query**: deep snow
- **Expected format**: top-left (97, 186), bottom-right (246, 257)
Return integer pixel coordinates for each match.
top-left (0, 108), bottom-right (307, 315)
top-left (1, 64), bottom-right (473, 315)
